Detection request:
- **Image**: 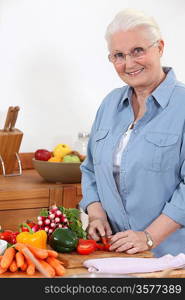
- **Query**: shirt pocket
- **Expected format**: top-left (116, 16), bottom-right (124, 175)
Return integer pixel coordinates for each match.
top-left (93, 129), bottom-right (109, 165)
top-left (143, 132), bottom-right (179, 172)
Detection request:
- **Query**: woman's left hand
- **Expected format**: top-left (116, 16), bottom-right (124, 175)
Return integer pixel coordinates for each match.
top-left (109, 230), bottom-right (148, 254)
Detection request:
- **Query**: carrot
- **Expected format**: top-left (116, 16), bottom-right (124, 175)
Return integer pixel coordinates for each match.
top-left (9, 259), bottom-right (18, 272)
top-left (20, 262), bottom-right (28, 272)
top-left (14, 243), bottom-right (27, 252)
top-left (0, 247), bottom-right (16, 269)
top-left (38, 259), bottom-right (55, 277)
top-left (0, 266), bottom-right (7, 274)
top-left (47, 249), bottom-right (58, 258)
top-left (0, 256), bottom-right (3, 262)
top-left (46, 257), bottom-right (66, 276)
top-left (26, 263), bottom-right (35, 276)
top-left (27, 245), bottom-right (48, 259)
top-left (15, 251), bottom-right (25, 268)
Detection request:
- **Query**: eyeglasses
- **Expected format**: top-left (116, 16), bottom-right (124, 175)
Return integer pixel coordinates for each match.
top-left (108, 40), bottom-right (159, 64)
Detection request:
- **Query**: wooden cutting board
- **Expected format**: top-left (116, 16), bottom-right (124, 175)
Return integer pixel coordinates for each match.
top-left (58, 250), bottom-right (153, 269)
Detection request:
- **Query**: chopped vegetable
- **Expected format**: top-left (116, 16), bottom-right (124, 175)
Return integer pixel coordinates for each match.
top-left (77, 243), bottom-right (95, 255)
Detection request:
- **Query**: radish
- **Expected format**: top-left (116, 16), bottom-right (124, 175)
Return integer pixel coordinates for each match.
top-left (48, 214), bottom-right (55, 220)
top-left (44, 226), bottom-right (49, 232)
top-left (44, 219), bottom-right (50, 225)
top-left (50, 222), bottom-right (56, 228)
top-left (32, 224), bottom-right (40, 232)
top-left (56, 210), bottom-right (62, 216)
top-left (55, 217), bottom-right (60, 223)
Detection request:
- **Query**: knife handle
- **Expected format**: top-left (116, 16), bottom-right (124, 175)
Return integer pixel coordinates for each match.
top-left (9, 106), bottom-right (20, 131)
top-left (3, 106), bottom-right (14, 131)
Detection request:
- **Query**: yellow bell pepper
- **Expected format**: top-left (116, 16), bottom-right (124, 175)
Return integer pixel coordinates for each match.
top-left (16, 223), bottom-right (47, 249)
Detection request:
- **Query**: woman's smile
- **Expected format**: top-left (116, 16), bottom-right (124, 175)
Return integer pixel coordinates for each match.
top-left (125, 67), bottom-right (145, 77)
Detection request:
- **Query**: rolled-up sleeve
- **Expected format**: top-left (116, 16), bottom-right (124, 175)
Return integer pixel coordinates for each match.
top-left (162, 131), bottom-right (185, 226)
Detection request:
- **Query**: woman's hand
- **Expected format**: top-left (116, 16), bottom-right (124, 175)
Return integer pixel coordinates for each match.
top-left (87, 218), bottom-right (112, 241)
top-left (109, 230), bottom-right (149, 254)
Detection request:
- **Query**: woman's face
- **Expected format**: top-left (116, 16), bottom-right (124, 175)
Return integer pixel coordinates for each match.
top-left (109, 28), bottom-right (164, 89)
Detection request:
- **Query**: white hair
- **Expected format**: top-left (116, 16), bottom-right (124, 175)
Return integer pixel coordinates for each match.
top-left (105, 9), bottom-right (162, 48)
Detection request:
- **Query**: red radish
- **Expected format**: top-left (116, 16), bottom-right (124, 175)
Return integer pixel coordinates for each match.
top-left (38, 220), bottom-right (43, 226)
top-left (44, 219), bottom-right (50, 225)
top-left (56, 210), bottom-right (62, 216)
top-left (48, 214), bottom-right (55, 220)
top-left (55, 217), bottom-right (60, 223)
top-left (44, 226), bottom-right (49, 232)
top-left (48, 229), bottom-right (53, 234)
top-left (32, 224), bottom-right (40, 232)
top-left (50, 223), bottom-right (56, 228)
top-left (37, 216), bottom-right (45, 221)
top-left (50, 206), bottom-right (58, 213)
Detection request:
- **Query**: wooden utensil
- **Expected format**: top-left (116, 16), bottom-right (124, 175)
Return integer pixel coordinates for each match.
top-left (3, 106), bottom-right (14, 131)
top-left (9, 106), bottom-right (20, 131)
top-left (0, 106), bottom-right (23, 175)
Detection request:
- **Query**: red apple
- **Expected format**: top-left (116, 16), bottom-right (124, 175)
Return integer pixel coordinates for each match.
top-left (34, 149), bottom-right (51, 161)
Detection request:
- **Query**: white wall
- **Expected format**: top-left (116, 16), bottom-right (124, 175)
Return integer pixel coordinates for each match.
top-left (0, 0), bottom-right (185, 152)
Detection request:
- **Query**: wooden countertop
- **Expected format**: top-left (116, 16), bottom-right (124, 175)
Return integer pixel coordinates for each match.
top-left (0, 169), bottom-right (81, 192)
top-left (0, 250), bottom-right (185, 278)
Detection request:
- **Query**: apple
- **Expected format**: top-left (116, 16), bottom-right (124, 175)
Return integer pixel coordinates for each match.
top-left (63, 154), bottom-right (81, 163)
top-left (34, 149), bottom-right (52, 161)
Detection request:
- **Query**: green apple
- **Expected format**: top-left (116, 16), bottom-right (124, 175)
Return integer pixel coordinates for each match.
top-left (63, 154), bottom-right (81, 163)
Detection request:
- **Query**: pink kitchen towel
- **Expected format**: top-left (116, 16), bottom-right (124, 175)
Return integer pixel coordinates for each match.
top-left (83, 253), bottom-right (185, 274)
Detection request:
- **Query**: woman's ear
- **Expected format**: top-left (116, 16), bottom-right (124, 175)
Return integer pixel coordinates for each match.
top-left (158, 39), bottom-right (164, 56)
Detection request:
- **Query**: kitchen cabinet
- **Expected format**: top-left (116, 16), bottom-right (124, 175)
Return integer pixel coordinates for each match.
top-left (0, 169), bottom-right (82, 231)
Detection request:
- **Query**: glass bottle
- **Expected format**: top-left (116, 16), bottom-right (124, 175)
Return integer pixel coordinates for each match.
top-left (76, 132), bottom-right (89, 156)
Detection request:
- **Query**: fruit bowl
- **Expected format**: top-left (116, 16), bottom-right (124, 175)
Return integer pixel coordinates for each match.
top-left (32, 158), bottom-right (82, 183)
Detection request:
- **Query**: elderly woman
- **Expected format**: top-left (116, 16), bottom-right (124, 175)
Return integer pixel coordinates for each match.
top-left (79, 9), bottom-right (185, 257)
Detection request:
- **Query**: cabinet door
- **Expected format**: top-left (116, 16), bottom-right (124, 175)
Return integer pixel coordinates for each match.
top-left (49, 187), bottom-right (63, 207)
top-left (62, 186), bottom-right (79, 208)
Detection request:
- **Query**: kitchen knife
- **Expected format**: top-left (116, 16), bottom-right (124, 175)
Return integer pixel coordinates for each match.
top-left (22, 247), bottom-right (52, 278)
top-left (3, 106), bottom-right (14, 131)
top-left (9, 106), bottom-right (20, 131)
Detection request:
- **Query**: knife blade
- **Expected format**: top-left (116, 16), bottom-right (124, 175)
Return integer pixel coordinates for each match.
top-left (3, 106), bottom-right (14, 131)
top-left (9, 106), bottom-right (20, 131)
top-left (22, 247), bottom-right (52, 278)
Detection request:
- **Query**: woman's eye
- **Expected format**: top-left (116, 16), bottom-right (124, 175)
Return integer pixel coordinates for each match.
top-left (114, 52), bottom-right (124, 58)
top-left (133, 47), bottom-right (144, 56)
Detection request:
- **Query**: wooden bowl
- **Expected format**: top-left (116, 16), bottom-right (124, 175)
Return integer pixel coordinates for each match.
top-left (32, 158), bottom-right (82, 183)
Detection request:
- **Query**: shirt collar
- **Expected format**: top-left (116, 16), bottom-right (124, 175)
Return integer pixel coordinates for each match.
top-left (119, 67), bottom-right (177, 109)
top-left (152, 67), bottom-right (177, 108)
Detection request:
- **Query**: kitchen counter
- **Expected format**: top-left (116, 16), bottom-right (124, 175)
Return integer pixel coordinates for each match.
top-left (0, 250), bottom-right (185, 278)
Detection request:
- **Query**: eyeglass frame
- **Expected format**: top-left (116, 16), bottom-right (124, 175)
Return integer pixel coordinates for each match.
top-left (108, 40), bottom-right (159, 64)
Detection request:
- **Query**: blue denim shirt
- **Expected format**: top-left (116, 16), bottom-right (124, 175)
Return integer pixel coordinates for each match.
top-left (79, 67), bottom-right (185, 257)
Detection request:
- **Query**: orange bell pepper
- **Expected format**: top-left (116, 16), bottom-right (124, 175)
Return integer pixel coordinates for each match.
top-left (16, 223), bottom-right (47, 249)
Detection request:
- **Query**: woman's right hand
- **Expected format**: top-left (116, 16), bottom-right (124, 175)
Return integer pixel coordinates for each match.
top-left (87, 218), bottom-right (112, 241)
